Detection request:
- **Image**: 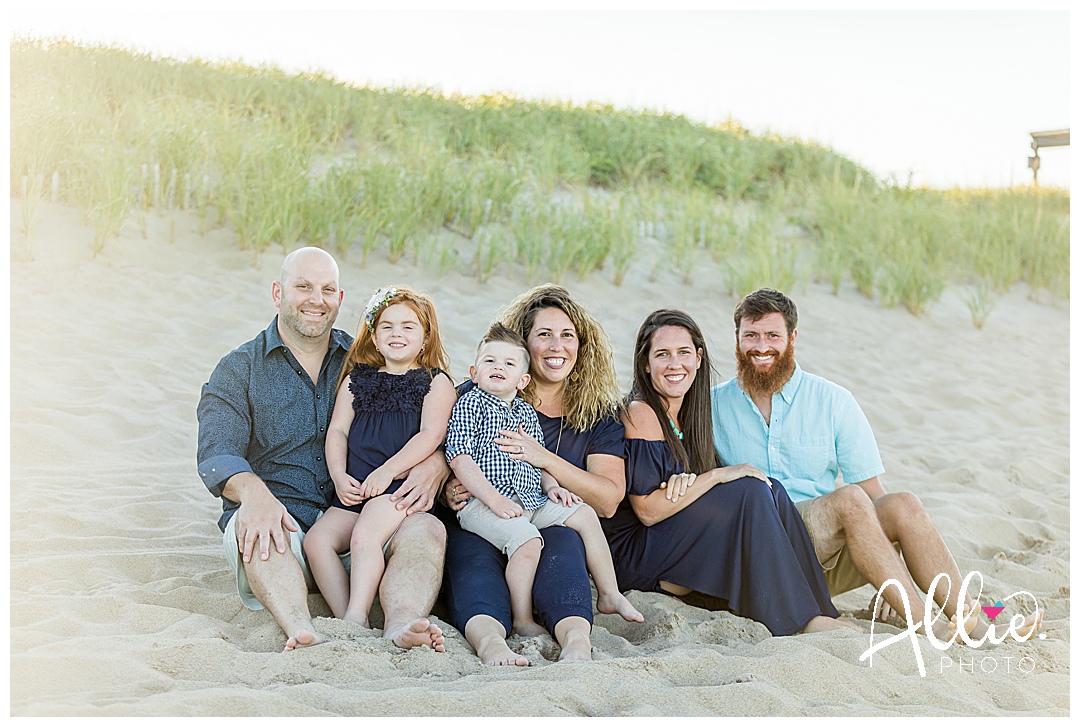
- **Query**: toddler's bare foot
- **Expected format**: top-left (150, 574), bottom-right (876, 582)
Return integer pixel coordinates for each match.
top-left (283, 629), bottom-right (324, 652)
top-left (597, 592), bottom-right (644, 623)
top-left (512, 620), bottom-right (548, 638)
top-left (386, 618), bottom-right (445, 652)
top-left (342, 611), bottom-right (370, 629)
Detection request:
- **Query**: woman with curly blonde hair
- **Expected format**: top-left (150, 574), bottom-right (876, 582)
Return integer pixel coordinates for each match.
top-left (442, 284), bottom-right (630, 666)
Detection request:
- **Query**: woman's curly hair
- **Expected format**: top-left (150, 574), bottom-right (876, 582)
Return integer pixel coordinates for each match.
top-left (497, 284), bottom-right (622, 432)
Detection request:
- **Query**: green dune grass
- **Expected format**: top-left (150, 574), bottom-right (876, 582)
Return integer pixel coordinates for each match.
top-left (11, 37), bottom-right (1069, 323)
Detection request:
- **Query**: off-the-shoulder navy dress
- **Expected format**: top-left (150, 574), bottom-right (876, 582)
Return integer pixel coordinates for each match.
top-left (602, 438), bottom-right (840, 636)
top-left (330, 364), bottom-right (446, 514)
top-left (439, 383), bottom-right (626, 636)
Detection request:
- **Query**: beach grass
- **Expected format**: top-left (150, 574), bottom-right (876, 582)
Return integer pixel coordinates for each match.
top-left (10, 37), bottom-right (1070, 320)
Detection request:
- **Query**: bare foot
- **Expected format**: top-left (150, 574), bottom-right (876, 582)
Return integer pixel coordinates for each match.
top-left (557, 629), bottom-right (592, 662)
top-left (836, 615), bottom-right (865, 633)
top-left (386, 618), bottom-right (445, 652)
top-left (342, 611), bottom-right (370, 629)
top-left (474, 632), bottom-right (529, 667)
top-left (283, 629), bottom-right (324, 652)
top-left (801, 615), bottom-right (861, 634)
top-left (946, 600), bottom-right (982, 640)
top-left (597, 592), bottom-right (644, 623)
top-left (1019, 608), bottom-right (1044, 640)
top-left (512, 620), bottom-right (548, 638)
top-left (954, 607), bottom-right (1043, 644)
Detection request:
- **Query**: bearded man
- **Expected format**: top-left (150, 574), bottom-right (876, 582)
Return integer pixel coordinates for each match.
top-left (710, 288), bottom-right (1039, 640)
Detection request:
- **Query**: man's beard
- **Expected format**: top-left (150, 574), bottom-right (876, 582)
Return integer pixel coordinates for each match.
top-left (736, 341), bottom-right (796, 398)
top-left (280, 304), bottom-right (334, 340)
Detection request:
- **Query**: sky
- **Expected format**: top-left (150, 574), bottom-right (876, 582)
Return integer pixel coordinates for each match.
top-left (7, 2), bottom-right (1073, 189)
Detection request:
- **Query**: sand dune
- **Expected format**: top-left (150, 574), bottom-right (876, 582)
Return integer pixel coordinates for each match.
top-left (8, 203), bottom-right (1069, 716)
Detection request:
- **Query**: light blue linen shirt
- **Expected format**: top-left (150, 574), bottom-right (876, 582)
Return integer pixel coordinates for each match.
top-left (710, 363), bottom-right (884, 503)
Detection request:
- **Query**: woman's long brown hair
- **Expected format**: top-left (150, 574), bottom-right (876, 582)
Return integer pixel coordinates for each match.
top-left (629, 309), bottom-right (721, 474)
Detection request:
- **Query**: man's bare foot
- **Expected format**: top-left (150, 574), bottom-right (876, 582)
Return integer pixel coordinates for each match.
top-left (952, 607), bottom-right (1043, 643)
top-left (557, 629), bottom-right (592, 662)
top-left (386, 618), bottom-right (445, 652)
top-left (597, 592), bottom-right (644, 623)
top-left (283, 629), bottom-right (324, 652)
top-left (473, 631), bottom-right (529, 667)
top-left (512, 620), bottom-right (548, 638)
top-left (1020, 609), bottom-right (1045, 640)
top-left (945, 600), bottom-right (983, 640)
top-left (802, 615), bottom-right (861, 634)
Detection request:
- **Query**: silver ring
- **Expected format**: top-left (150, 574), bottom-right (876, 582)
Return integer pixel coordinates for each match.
top-left (520, 445), bottom-right (525, 454)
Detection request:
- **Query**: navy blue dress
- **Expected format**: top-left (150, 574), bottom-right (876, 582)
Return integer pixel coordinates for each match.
top-left (602, 438), bottom-right (840, 636)
top-left (331, 364), bottom-right (446, 514)
top-left (440, 384), bottom-right (626, 636)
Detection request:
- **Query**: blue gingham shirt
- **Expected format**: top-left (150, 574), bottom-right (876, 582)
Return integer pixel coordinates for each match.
top-left (710, 363), bottom-right (885, 503)
top-left (444, 386), bottom-right (548, 510)
top-left (197, 317), bottom-right (353, 532)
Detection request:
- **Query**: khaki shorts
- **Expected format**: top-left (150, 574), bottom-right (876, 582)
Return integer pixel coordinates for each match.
top-left (223, 511), bottom-right (351, 611)
top-left (795, 496), bottom-right (868, 596)
top-left (457, 496), bottom-right (582, 558)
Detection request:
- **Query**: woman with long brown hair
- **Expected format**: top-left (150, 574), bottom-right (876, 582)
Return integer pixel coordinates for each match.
top-left (607, 309), bottom-right (853, 636)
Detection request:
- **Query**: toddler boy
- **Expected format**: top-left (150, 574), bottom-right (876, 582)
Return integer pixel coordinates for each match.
top-left (445, 323), bottom-right (643, 636)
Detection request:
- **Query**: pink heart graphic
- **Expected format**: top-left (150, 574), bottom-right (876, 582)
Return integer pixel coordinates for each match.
top-left (982, 603), bottom-right (1005, 620)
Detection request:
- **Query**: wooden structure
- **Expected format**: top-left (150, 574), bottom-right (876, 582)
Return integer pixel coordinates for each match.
top-left (1029, 129), bottom-right (1069, 185)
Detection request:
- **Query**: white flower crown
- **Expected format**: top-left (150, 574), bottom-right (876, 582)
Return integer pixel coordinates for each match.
top-left (362, 286), bottom-right (398, 332)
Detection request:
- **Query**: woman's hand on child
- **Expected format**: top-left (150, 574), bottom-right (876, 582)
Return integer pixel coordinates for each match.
top-left (495, 424), bottom-right (550, 468)
top-left (547, 486), bottom-right (582, 507)
top-left (488, 493), bottom-right (524, 519)
top-left (334, 474), bottom-right (365, 507)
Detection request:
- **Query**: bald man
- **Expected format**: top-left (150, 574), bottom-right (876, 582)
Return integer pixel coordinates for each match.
top-left (197, 248), bottom-right (449, 652)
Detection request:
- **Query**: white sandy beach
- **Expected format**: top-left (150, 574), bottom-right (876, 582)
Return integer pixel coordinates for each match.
top-left (8, 202), bottom-right (1069, 716)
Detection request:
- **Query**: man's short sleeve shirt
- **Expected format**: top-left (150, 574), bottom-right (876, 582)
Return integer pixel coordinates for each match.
top-left (710, 364), bottom-right (884, 502)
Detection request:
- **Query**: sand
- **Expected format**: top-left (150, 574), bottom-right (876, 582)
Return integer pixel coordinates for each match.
top-left (8, 202), bottom-right (1069, 716)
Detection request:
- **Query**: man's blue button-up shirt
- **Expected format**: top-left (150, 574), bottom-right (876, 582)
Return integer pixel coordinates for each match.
top-left (197, 317), bottom-right (353, 531)
top-left (710, 363), bottom-right (884, 503)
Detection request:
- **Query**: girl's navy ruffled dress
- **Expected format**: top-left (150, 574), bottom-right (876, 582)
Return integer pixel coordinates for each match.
top-left (602, 438), bottom-right (840, 636)
top-left (331, 364), bottom-right (445, 514)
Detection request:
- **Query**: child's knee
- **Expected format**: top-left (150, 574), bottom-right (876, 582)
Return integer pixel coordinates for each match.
top-left (565, 503), bottom-right (599, 530)
top-left (349, 522), bottom-right (385, 551)
top-left (302, 526), bottom-right (325, 556)
top-left (509, 536), bottom-right (543, 562)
